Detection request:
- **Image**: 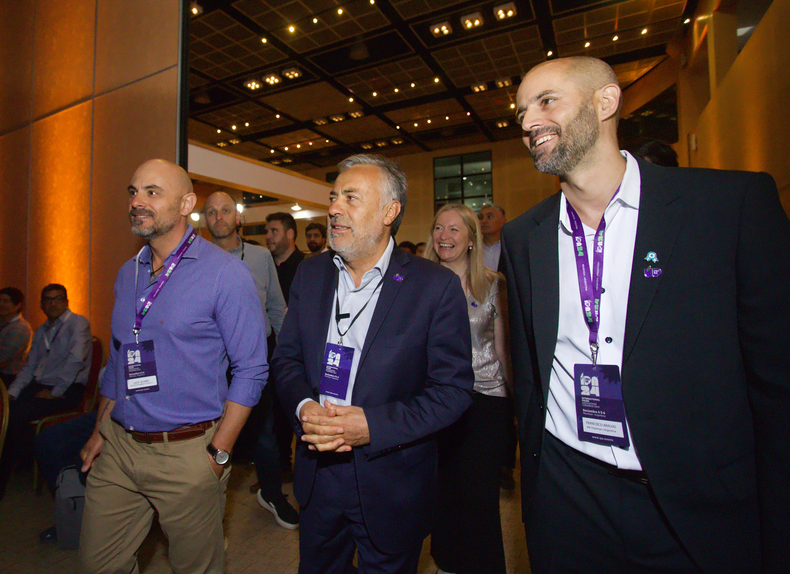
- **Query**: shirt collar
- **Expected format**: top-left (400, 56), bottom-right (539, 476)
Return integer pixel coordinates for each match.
top-left (333, 237), bottom-right (395, 289)
top-left (48, 309), bottom-right (72, 327)
top-left (138, 225), bottom-right (200, 266)
top-left (228, 235), bottom-right (244, 257)
top-left (559, 150), bottom-right (641, 233)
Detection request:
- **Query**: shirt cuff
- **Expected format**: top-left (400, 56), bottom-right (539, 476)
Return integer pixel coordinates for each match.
top-left (296, 398), bottom-right (317, 420)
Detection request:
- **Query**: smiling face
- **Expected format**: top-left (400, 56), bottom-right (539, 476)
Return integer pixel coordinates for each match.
top-left (516, 61), bottom-right (601, 176)
top-left (432, 208), bottom-right (473, 266)
top-left (128, 160), bottom-right (193, 239)
top-left (328, 165), bottom-right (397, 264)
top-left (204, 192), bottom-right (240, 240)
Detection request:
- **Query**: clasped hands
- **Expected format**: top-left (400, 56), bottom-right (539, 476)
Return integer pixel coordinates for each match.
top-left (299, 400), bottom-right (369, 452)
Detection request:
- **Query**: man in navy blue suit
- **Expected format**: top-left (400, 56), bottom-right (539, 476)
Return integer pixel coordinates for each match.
top-left (273, 154), bottom-right (474, 574)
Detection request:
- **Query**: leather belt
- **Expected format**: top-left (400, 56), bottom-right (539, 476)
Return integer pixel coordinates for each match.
top-left (129, 420), bottom-right (216, 444)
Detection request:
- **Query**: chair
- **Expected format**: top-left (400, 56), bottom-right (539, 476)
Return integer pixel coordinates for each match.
top-left (32, 336), bottom-right (104, 492)
top-left (0, 383), bottom-right (9, 460)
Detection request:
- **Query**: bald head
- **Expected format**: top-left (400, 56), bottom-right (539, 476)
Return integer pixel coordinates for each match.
top-left (204, 191), bottom-right (241, 240)
top-left (128, 159), bottom-right (196, 240)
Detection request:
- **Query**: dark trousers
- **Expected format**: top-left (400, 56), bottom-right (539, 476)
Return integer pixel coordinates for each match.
top-left (252, 381), bottom-right (283, 501)
top-left (34, 411), bottom-right (96, 494)
top-left (526, 432), bottom-right (701, 574)
top-left (431, 393), bottom-right (509, 574)
top-left (503, 396), bottom-right (518, 469)
top-left (299, 455), bottom-right (422, 574)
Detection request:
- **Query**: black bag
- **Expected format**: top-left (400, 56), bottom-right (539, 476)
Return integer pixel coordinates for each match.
top-left (54, 465), bottom-right (86, 550)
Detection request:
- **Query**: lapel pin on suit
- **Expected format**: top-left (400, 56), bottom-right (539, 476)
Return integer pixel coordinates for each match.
top-left (644, 251), bottom-right (659, 263)
top-left (394, 273), bottom-right (404, 282)
top-left (643, 251), bottom-right (662, 277)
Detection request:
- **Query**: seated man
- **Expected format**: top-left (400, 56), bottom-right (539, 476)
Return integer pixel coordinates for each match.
top-left (0, 287), bottom-right (33, 387)
top-left (0, 284), bottom-right (92, 496)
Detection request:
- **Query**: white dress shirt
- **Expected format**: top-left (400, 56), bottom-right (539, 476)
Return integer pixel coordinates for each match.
top-left (297, 238), bottom-right (395, 414)
top-left (546, 151), bottom-right (643, 470)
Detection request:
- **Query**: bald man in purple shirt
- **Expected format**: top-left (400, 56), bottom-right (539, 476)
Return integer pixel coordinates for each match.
top-left (78, 159), bottom-right (268, 574)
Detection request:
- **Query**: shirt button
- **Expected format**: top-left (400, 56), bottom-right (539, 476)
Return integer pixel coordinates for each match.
top-left (605, 337), bottom-right (613, 344)
top-left (129, 426), bottom-right (134, 431)
top-left (126, 396), bottom-right (130, 400)
top-left (601, 288), bottom-right (606, 294)
top-left (140, 298), bottom-right (145, 302)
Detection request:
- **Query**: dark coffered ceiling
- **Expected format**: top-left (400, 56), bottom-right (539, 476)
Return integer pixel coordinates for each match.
top-left (188, 0), bottom-right (697, 174)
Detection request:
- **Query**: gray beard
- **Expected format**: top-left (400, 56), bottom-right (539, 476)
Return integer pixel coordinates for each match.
top-left (532, 104), bottom-right (599, 176)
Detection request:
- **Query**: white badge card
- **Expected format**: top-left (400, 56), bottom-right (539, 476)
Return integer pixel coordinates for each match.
top-left (123, 340), bottom-right (160, 395)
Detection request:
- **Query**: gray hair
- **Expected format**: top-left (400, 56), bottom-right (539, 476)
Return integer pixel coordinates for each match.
top-left (338, 154), bottom-right (408, 236)
top-left (480, 203), bottom-right (505, 217)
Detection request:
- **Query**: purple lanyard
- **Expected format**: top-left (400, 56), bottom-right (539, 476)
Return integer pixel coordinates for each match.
top-left (133, 230), bottom-right (197, 344)
top-left (565, 190), bottom-right (619, 366)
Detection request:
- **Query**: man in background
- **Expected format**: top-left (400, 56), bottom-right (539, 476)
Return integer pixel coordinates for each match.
top-left (305, 222), bottom-right (327, 256)
top-left (478, 203), bottom-right (507, 271)
top-left (0, 286), bottom-right (33, 387)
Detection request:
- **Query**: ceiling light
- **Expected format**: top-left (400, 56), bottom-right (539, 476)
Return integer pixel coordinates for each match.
top-left (391, 137), bottom-right (404, 145)
top-left (264, 73), bottom-right (281, 85)
top-left (410, 82), bottom-right (415, 88)
top-left (547, 50), bottom-right (553, 57)
top-left (434, 77), bottom-right (440, 83)
top-left (271, 160), bottom-right (281, 165)
top-left (296, 144), bottom-right (301, 148)
top-left (349, 111), bottom-right (364, 118)
top-left (584, 41), bottom-right (591, 48)
top-left (284, 146), bottom-right (288, 150)
top-left (236, 204), bottom-right (244, 213)
top-left (494, 2), bottom-right (516, 20)
top-left (472, 83), bottom-right (487, 93)
top-left (414, 122), bottom-right (418, 127)
top-left (348, 97), bottom-right (354, 102)
top-left (244, 122), bottom-right (249, 127)
top-left (642, 28), bottom-right (648, 34)
top-left (427, 119), bottom-right (431, 123)
top-left (430, 21), bottom-right (453, 37)
top-left (231, 125), bottom-right (237, 130)
top-left (292, 204), bottom-right (302, 211)
top-left (325, 140), bottom-right (329, 143)
top-left (496, 120), bottom-right (508, 128)
top-left (445, 116), bottom-right (449, 120)
top-left (467, 112), bottom-right (471, 116)
top-left (288, 25), bottom-right (295, 33)
top-left (282, 67), bottom-right (302, 80)
top-left (370, 0), bottom-right (374, 4)
top-left (394, 88), bottom-right (399, 93)
top-left (510, 103), bottom-right (516, 109)
top-left (612, 35), bottom-right (618, 41)
top-left (376, 141), bottom-right (388, 147)
top-left (229, 138), bottom-right (241, 144)
top-left (283, 158), bottom-right (293, 163)
top-left (216, 141), bottom-right (227, 147)
top-left (313, 118), bottom-right (328, 126)
top-left (372, 91), bottom-right (378, 97)
top-left (461, 12), bottom-right (483, 29)
top-left (684, 18), bottom-right (691, 24)
top-left (261, 37), bottom-right (267, 43)
top-left (270, 149), bottom-right (275, 153)
top-left (495, 78), bottom-right (512, 88)
top-left (189, 1), bottom-right (203, 16)
top-left (190, 212), bottom-right (200, 221)
top-left (313, 17), bottom-right (318, 24)
top-left (361, 143), bottom-right (373, 150)
top-left (275, 114), bottom-right (280, 118)
top-left (216, 129), bottom-right (221, 133)
top-left (309, 141), bottom-right (313, 145)
top-left (330, 114), bottom-right (345, 122)
top-left (337, 8), bottom-right (343, 15)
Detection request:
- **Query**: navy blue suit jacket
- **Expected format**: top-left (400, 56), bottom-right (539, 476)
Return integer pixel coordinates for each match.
top-left (273, 247), bottom-right (474, 554)
top-left (501, 158), bottom-right (790, 574)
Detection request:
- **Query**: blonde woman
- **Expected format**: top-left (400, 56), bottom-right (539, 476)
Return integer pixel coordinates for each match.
top-left (426, 203), bottom-right (512, 574)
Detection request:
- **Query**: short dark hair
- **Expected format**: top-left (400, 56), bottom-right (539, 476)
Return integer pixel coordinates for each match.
top-left (398, 241), bottom-right (417, 254)
top-left (630, 139), bottom-right (679, 168)
top-left (41, 283), bottom-right (67, 300)
top-left (0, 287), bottom-right (24, 307)
top-left (338, 154), bottom-right (408, 236)
top-left (305, 222), bottom-right (327, 238)
top-left (266, 212), bottom-right (298, 239)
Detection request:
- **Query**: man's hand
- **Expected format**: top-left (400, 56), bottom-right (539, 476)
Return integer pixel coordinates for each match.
top-left (80, 431), bottom-right (105, 472)
top-left (206, 452), bottom-right (225, 479)
top-left (35, 388), bottom-right (57, 400)
top-left (300, 400), bottom-right (345, 452)
top-left (300, 401), bottom-right (370, 452)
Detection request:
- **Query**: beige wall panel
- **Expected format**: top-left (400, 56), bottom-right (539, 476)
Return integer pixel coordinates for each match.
top-left (302, 139), bottom-right (558, 245)
top-left (95, 0), bottom-right (180, 95)
top-left (90, 68), bottom-right (179, 343)
top-left (0, 1), bottom-right (35, 133)
top-left (32, 0), bottom-right (96, 120)
top-left (0, 127), bottom-right (31, 293)
top-left (686, 0), bottom-right (789, 194)
top-left (29, 101), bottom-right (93, 324)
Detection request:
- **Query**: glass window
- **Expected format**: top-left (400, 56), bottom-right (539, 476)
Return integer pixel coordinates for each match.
top-left (434, 151), bottom-right (492, 213)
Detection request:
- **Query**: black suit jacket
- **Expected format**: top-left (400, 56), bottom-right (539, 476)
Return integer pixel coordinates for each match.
top-left (272, 247), bottom-right (474, 554)
top-left (501, 158), bottom-right (790, 574)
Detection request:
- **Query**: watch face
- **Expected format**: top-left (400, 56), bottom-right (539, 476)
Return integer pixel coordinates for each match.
top-left (215, 450), bottom-right (230, 465)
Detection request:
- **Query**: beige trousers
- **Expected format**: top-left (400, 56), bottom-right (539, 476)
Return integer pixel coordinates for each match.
top-left (78, 418), bottom-right (230, 574)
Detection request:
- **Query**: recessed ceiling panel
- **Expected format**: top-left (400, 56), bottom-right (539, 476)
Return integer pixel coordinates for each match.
top-left (258, 129), bottom-right (324, 149)
top-left (318, 115), bottom-right (401, 141)
top-left (308, 31), bottom-right (413, 76)
top-left (466, 86), bottom-right (519, 120)
top-left (258, 82), bottom-right (361, 121)
top-left (338, 56), bottom-right (444, 106)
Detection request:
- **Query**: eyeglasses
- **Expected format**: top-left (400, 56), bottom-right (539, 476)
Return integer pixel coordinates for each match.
top-left (41, 295), bottom-right (65, 303)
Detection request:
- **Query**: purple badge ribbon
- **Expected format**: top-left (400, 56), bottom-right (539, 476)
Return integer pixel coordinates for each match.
top-left (393, 273), bottom-right (404, 282)
top-left (566, 189), bottom-right (619, 365)
top-left (134, 230), bottom-right (197, 342)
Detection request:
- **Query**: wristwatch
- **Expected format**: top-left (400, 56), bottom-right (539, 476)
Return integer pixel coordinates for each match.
top-left (206, 443), bottom-right (231, 465)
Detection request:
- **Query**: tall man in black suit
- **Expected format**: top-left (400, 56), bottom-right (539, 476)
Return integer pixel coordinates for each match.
top-left (503, 56), bottom-right (790, 574)
top-left (272, 154), bottom-right (474, 574)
